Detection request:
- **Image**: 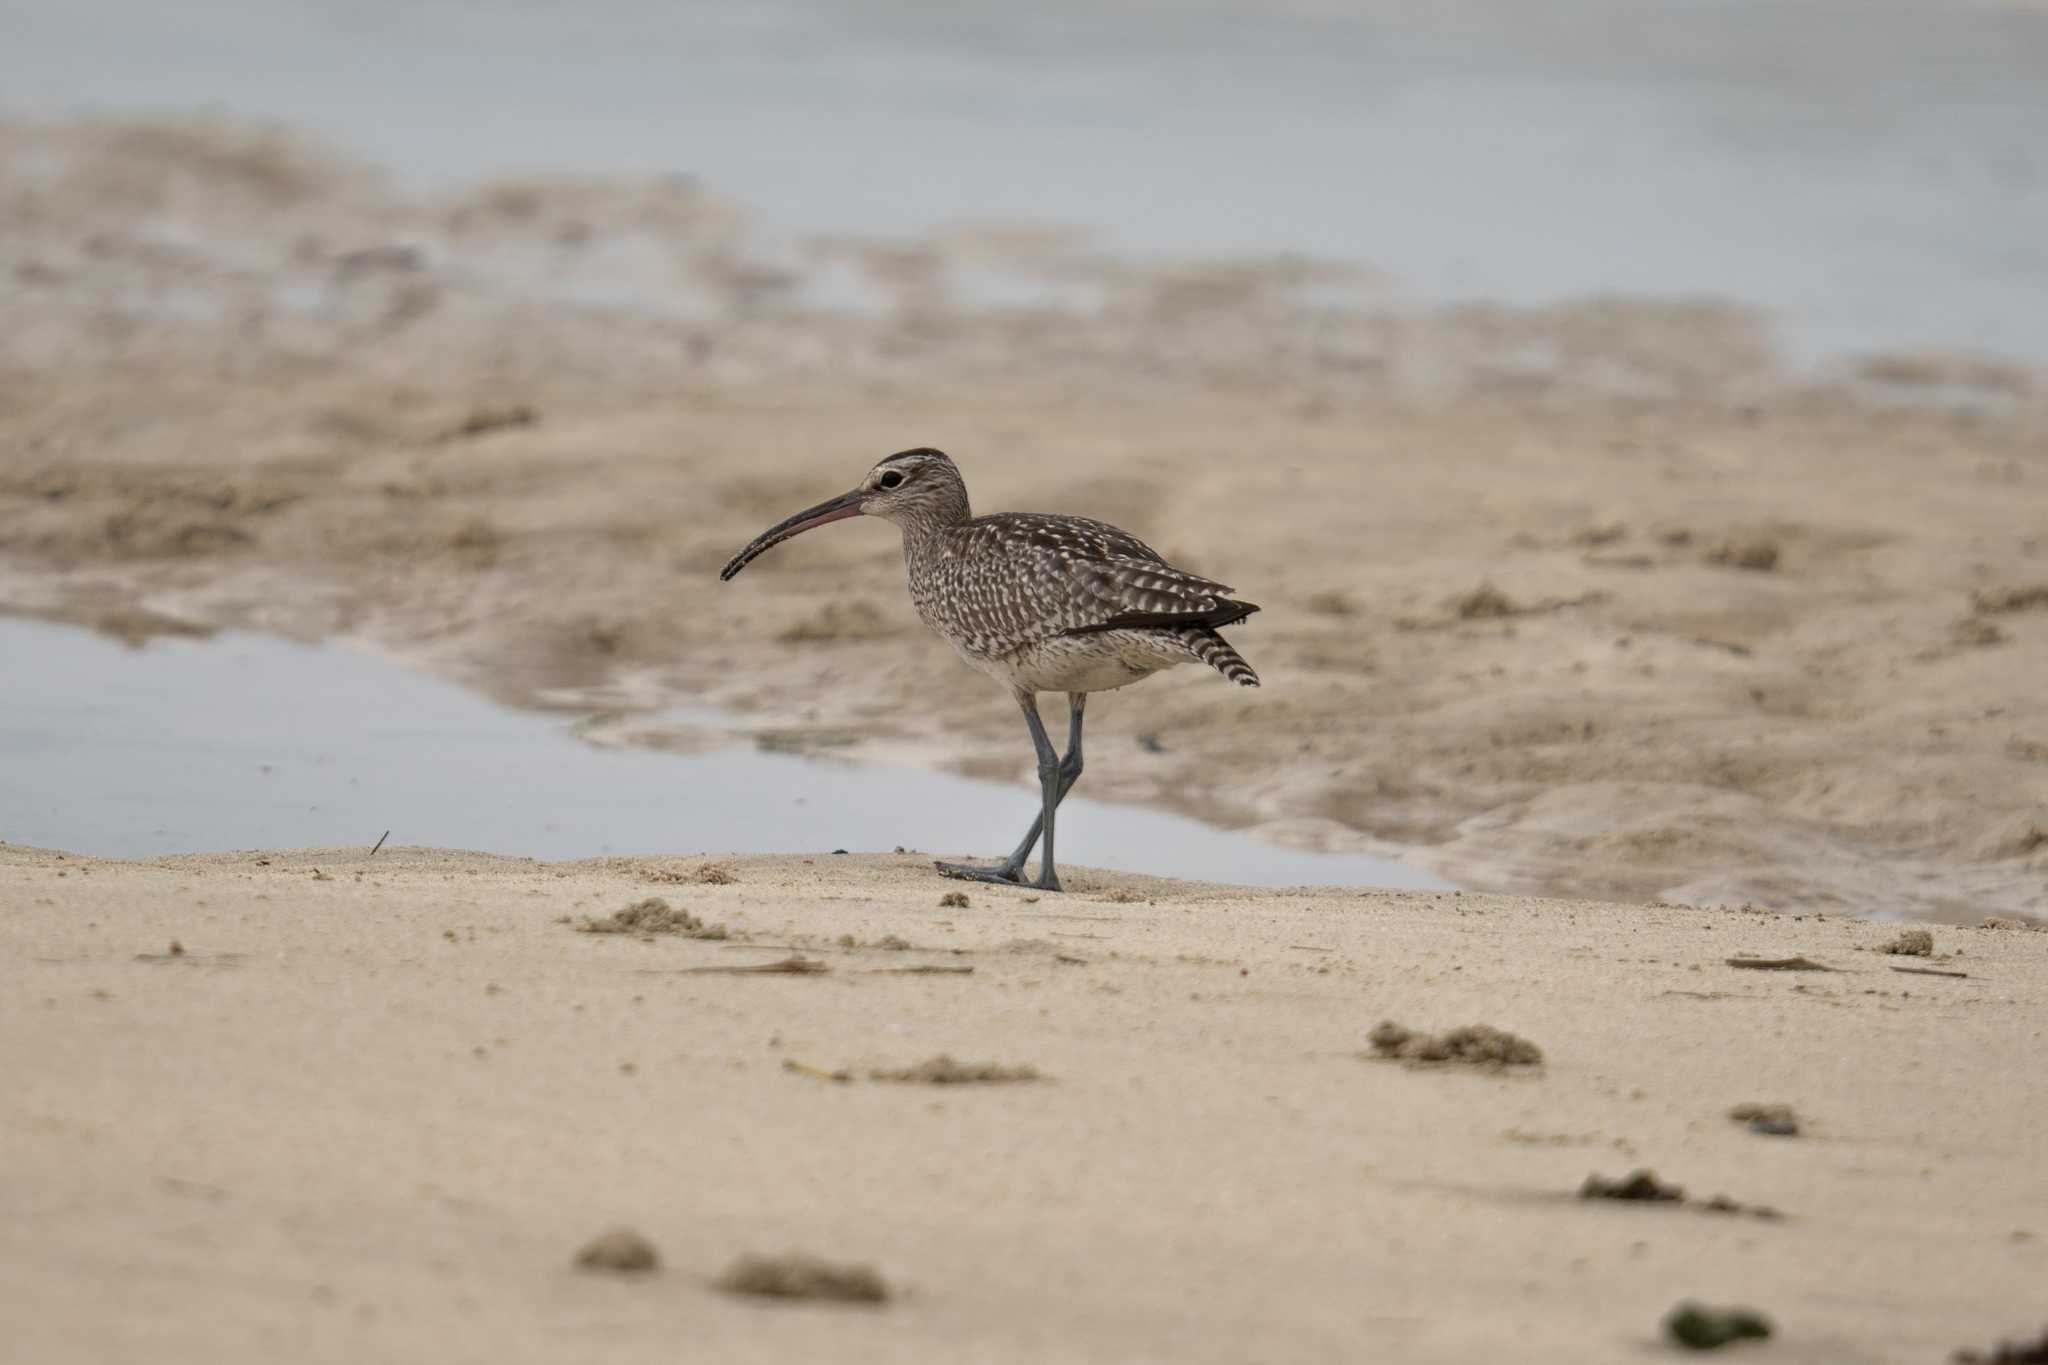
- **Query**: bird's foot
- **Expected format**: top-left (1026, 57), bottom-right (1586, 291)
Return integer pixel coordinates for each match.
top-left (934, 859), bottom-right (1044, 888)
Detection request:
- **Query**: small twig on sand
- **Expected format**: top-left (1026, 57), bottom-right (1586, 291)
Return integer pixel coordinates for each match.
top-left (1725, 956), bottom-right (1833, 972)
top-left (862, 965), bottom-right (974, 975)
top-left (370, 830), bottom-right (390, 856)
top-left (1889, 965), bottom-right (1970, 979)
top-left (782, 1059), bottom-right (853, 1083)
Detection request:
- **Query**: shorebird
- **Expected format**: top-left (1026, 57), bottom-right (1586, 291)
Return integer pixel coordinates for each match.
top-left (719, 448), bottom-right (1259, 892)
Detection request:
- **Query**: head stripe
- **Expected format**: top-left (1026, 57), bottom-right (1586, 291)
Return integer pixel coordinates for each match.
top-left (879, 447), bottom-right (951, 466)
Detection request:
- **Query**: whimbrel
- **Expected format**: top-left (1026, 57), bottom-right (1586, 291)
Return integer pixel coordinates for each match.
top-left (719, 448), bottom-right (1258, 892)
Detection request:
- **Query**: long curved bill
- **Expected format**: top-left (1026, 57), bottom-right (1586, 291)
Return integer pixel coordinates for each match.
top-left (719, 488), bottom-right (864, 580)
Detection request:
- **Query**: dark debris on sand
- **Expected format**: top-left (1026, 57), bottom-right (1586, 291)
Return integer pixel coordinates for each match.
top-left (1971, 585), bottom-right (2048, 615)
top-left (1665, 1301), bottom-right (1773, 1350)
top-left (869, 1055), bottom-right (1041, 1085)
top-left (574, 1227), bottom-right (660, 1273)
top-left (1955, 1326), bottom-right (2048, 1364)
top-left (715, 1252), bottom-right (889, 1304)
top-left (683, 955), bottom-right (827, 975)
top-left (1706, 538), bottom-right (1781, 572)
top-left (1581, 1169), bottom-right (1684, 1203)
top-left (1582, 1168), bottom-right (1781, 1220)
top-left (1727, 1102), bottom-right (1800, 1137)
top-left (1368, 1020), bottom-right (1542, 1067)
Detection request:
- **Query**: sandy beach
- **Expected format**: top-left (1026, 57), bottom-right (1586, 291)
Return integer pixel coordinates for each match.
top-left (3, 841), bottom-right (2044, 1363)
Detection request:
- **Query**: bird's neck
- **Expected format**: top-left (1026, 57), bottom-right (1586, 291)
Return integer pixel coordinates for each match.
top-left (894, 492), bottom-right (970, 564)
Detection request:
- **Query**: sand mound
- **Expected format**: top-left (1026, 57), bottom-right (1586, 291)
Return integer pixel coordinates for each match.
top-left (714, 1253), bottom-right (889, 1304)
top-left (1368, 1021), bottom-right (1543, 1067)
top-left (576, 897), bottom-right (728, 939)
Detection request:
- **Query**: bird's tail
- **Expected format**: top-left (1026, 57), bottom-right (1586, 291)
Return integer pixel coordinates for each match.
top-left (1183, 628), bottom-right (1259, 687)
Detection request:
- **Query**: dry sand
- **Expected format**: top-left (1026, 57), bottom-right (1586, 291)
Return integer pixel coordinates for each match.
top-left (3, 841), bottom-right (2044, 1363)
top-left (3, 117), bottom-right (2048, 918)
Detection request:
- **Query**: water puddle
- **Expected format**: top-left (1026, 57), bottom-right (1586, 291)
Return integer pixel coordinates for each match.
top-left (0, 619), bottom-right (1446, 889)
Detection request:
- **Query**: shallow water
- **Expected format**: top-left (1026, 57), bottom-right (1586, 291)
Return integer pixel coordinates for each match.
top-left (0, 620), bottom-right (1446, 888)
top-left (4, 0), bottom-right (2045, 362)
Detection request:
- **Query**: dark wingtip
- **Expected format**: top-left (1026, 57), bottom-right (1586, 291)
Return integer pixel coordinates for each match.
top-left (1064, 597), bottom-right (1260, 637)
top-left (1209, 599), bottom-right (1260, 631)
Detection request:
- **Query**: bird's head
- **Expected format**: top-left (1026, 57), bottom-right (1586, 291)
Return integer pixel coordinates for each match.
top-left (719, 448), bottom-right (967, 580)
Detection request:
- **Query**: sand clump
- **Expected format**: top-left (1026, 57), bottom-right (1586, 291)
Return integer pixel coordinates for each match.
top-left (938, 891), bottom-right (969, 908)
top-left (646, 863), bottom-right (738, 886)
top-left (576, 897), bottom-right (729, 939)
top-left (575, 1227), bottom-right (660, 1273)
top-left (1727, 1102), bottom-right (1801, 1137)
top-left (1367, 1021), bottom-right (1543, 1068)
top-left (869, 1055), bottom-right (1042, 1085)
top-left (714, 1252), bottom-right (890, 1304)
top-left (1706, 538), bottom-right (1781, 572)
top-left (836, 933), bottom-right (913, 950)
top-left (1971, 585), bottom-right (2048, 615)
top-left (1881, 928), bottom-right (1935, 956)
top-left (1453, 584), bottom-right (1519, 619)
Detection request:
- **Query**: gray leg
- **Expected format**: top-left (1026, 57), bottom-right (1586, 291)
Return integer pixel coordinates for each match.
top-left (999, 693), bottom-right (1084, 870)
top-left (1022, 697), bottom-right (1062, 891)
top-left (936, 692), bottom-right (1085, 892)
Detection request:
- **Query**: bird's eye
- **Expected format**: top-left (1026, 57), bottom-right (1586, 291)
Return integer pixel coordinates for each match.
top-left (878, 470), bottom-right (905, 490)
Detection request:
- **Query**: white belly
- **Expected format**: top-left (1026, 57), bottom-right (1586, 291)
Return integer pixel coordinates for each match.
top-left (957, 630), bottom-right (1190, 695)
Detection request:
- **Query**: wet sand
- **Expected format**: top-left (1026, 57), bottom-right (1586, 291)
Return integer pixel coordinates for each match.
top-left (5, 120), bottom-right (2048, 916)
top-left (3, 842), bottom-right (2044, 1363)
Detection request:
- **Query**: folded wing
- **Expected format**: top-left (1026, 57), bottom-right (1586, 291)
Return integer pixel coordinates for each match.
top-left (927, 513), bottom-right (1260, 656)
